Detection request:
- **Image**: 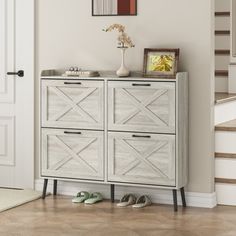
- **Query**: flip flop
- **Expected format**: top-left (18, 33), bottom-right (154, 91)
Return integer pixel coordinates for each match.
top-left (132, 195), bottom-right (152, 208)
top-left (72, 191), bottom-right (90, 203)
top-left (84, 192), bottom-right (103, 204)
top-left (117, 194), bottom-right (136, 207)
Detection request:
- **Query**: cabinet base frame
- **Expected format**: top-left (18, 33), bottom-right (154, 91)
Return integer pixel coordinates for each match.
top-left (41, 179), bottom-right (186, 211)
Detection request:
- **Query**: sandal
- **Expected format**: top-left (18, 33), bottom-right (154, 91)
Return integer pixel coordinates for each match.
top-left (132, 195), bottom-right (152, 208)
top-left (84, 192), bottom-right (103, 204)
top-left (117, 194), bottom-right (136, 207)
top-left (72, 191), bottom-right (90, 203)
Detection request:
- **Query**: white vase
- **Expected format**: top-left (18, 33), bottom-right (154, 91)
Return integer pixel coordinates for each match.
top-left (116, 47), bottom-right (130, 77)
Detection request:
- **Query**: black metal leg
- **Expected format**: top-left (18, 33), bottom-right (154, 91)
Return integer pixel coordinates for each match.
top-left (180, 187), bottom-right (186, 207)
top-left (53, 180), bottom-right (58, 196)
top-left (111, 184), bottom-right (115, 203)
top-left (173, 189), bottom-right (178, 212)
top-left (42, 179), bottom-right (48, 199)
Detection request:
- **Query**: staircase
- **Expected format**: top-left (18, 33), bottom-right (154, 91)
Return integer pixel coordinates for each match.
top-left (215, 0), bottom-right (236, 205)
top-left (215, 118), bottom-right (236, 205)
top-left (215, 0), bottom-right (230, 93)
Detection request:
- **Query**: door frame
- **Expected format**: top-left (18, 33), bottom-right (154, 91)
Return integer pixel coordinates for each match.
top-left (14, 0), bottom-right (35, 188)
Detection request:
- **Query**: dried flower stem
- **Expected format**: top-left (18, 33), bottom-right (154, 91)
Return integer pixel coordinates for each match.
top-left (103, 24), bottom-right (135, 48)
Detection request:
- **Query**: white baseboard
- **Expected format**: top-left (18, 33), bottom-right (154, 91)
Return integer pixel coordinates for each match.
top-left (35, 179), bottom-right (217, 208)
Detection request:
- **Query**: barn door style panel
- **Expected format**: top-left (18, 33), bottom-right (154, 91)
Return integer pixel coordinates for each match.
top-left (42, 80), bottom-right (104, 130)
top-left (42, 129), bottom-right (104, 181)
top-left (108, 81), bottom-right (176, 134)
top-left (108, 132), bottom-right (176, 186)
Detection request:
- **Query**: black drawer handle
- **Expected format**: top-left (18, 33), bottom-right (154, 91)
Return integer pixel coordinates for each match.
top-left (64, 82), bottom-right (81, 85)
top-left (64, 131), bottom-right (81, 135)
top-left (132, 83), bottom-right (151, 87)
top-left (132, 135), bottom-right (151, 138)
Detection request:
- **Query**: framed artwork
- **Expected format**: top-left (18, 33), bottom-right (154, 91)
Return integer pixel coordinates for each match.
top-left (143, 48), bottom-right (180, 78)
top-left (92, 0), bottom-right (137, 16)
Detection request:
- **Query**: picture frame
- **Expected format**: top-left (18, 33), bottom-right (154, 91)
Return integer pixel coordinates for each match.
top-left (92, 0), bottom-right (137, 16)
top-left (143, 48), bottom-right (180, 78)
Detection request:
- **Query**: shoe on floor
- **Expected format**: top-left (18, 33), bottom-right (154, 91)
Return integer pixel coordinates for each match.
top-left (132, 195), bottom-right (152, 208)
top-left (84, 192), bottom-right (103, 204)
top-left (117, 194), bottom-right (136, 207)
top-left (72, 191), bottom-right (90, 203)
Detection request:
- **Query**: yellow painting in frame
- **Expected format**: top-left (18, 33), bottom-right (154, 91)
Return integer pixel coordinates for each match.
top-left (143, 48), bottom-right (179, 78)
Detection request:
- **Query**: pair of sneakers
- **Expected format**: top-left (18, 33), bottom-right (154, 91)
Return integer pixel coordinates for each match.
top-left (72, 191), bottom-right (103, 204)
top-left (117, 194), bottom-right (152, 208)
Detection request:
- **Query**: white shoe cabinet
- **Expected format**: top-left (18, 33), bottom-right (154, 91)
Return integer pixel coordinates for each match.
top-left (40, 70), bottom-right (188, 211)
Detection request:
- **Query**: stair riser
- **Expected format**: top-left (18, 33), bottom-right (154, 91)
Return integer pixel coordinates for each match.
top-left (215, 0), bottom-right (230, 12)
top-left (215, 55), bottom-right (230, 70)
top-left (215, 159), bottom-right (236, 179)
top-left (215, 77), bottom-right (228, 93)
top-left (215, 17), bottom-right (230, 31)
top-left (229, 65), bottom-right (236, 93)
top-left (215, 131), bottom-right (236, 153)
top-left (215, 101), bottom-right (236, 125)
top-left (215, 36), bottom-right (230, 49)
top-left (216, 183), bottom-right (236, 205)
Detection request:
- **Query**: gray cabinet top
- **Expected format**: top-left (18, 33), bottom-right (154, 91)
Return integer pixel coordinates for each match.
top-left (41, 70), bottom-right (187, 82)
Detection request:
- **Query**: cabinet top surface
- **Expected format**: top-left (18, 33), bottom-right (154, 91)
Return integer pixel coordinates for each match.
top-left (41, 70), bottom-right (187, 82)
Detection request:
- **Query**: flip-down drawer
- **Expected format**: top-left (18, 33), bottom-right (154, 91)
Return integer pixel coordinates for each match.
top-left (42, 80), bottom-right (104, 130)
top-left (108, 81), bottom-right (175, 134)
top-left (108, 132), bottom-right (176, 186)
top-left (41, 128), bottom-right (104, 181)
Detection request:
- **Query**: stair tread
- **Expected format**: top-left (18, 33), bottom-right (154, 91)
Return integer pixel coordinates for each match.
top-left (215, 152), bottom-right (236, 159)
top-left (215, 119), bottom-right (236, 131)
top-left (215, 70), bottom-right (228, 76)
top-left (215, 92), bottom-right (236, 104)
top-left (215, 30), bottom-right (230, 35)
top-left (215, 12), bottom-right (230, 16)
top-left (215, 49), bottom-right (230, 55)
top-left (215, 178), bottom-right (236, 184)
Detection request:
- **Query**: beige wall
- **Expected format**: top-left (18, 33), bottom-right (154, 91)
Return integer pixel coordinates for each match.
top-left (36, 0), bottom-right (215, 193)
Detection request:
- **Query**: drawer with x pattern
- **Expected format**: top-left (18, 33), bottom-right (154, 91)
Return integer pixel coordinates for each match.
top-left (41, 80), bottom-right (104, 130)
top-left (107, 132), bottom-right (176, 186)
top-left (41, 128), bottom-right (104, 181)
top-left (108, 81), bottom-right (176, 134)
